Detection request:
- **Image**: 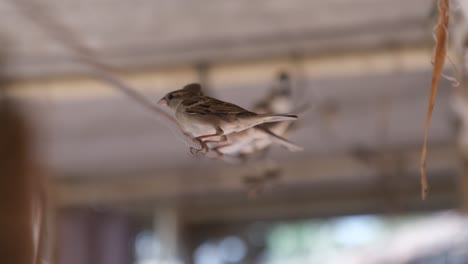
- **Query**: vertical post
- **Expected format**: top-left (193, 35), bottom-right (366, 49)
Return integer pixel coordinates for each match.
top-left (0, 95), bottom-right (36, 264)
top-left (450, 2), bottom-right (468, 211)
top-left (154, 204), bottom-right (180, 263)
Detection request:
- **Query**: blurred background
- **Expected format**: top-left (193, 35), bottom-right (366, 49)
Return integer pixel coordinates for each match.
top-left (2, 0), bottom-right (468, 263)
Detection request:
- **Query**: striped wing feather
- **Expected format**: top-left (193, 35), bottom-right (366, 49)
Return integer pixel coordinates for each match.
top-left (184, 96), bottom-right (255, 118)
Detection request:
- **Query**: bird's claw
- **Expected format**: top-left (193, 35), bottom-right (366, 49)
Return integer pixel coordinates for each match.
top-left (190, 138), bottom-right (209, 155)
top-left (190, 147), bottom-right (205, 155)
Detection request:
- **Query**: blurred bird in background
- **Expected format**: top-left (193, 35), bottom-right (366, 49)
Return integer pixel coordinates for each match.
top-left (239, 71), bottom-right (307, 195)
top-left (206, 71), bottom-right (305, 164)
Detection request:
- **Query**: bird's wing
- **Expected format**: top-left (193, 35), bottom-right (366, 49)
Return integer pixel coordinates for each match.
top-left (184, 96), bottom-right (255, 117)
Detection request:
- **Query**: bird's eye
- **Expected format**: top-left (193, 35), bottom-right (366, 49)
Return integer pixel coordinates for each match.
top-left (167, 94), bottom-right (174, 100)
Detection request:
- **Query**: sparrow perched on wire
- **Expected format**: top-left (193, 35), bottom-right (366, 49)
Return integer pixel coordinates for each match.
top-left (158, 83), bottom-right (298, 153)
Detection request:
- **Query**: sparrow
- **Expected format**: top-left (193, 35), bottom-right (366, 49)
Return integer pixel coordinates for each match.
top-left (158, 83), bottom-right (298, 152)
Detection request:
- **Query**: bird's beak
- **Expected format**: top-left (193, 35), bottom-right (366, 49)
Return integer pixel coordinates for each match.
top-left (158, 98), bottom-right (168, 106)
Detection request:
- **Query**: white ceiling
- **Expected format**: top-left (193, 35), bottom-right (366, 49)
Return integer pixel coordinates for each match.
top-left (1, 0), bottom-right (432, 77)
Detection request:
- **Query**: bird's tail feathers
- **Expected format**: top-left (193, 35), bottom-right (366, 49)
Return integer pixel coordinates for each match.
top-left (255, 113), bottom-right (297, 123)
top-left (260, 128), bottom-right (303, 152)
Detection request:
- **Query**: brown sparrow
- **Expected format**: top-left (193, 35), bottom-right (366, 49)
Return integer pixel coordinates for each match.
top-left (158, 83), bottom-right (298, 152)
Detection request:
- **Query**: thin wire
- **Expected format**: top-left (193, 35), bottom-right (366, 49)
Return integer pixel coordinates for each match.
top-left (10, 0), bottom-right (201, 149)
